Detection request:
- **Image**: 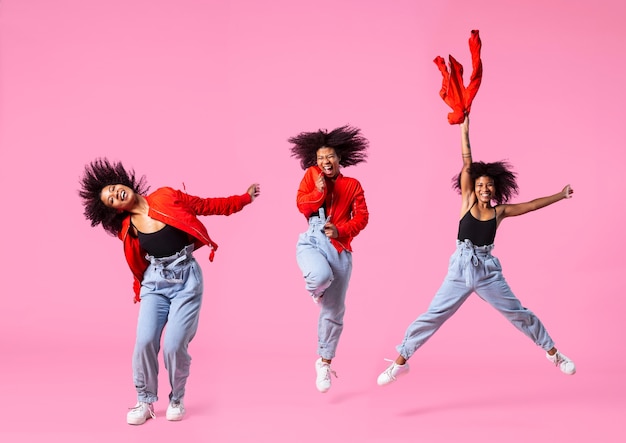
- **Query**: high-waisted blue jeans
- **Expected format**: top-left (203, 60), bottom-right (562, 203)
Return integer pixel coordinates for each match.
top-left (296, 209), bottom-right (353, 360)
top-left (133, 244), bottom-right (203, 403)
top-left (397, 239), bottom-right (555, 359)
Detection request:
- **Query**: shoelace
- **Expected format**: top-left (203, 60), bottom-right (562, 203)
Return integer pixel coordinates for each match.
top-left (320, 363), bottom-right (338, 381)
top-left (129, 403), bottom-right (156, 419)
top-left (382, 358), bottom-right (401, 380)
top-left (548, 352), bottom-right (563, 366)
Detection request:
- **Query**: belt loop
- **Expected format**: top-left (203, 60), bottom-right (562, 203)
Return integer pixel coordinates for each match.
top-left (318, 207), bottom-right (326, 220)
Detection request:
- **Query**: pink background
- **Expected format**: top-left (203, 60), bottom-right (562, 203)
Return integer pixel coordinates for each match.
top-left (1, 0), bottom-right (624, 441)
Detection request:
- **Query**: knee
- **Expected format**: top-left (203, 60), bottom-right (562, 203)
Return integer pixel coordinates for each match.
top-left (304, 267), bottom-right (333, 292)
top-left (134, 335), bottom-right (159, 355)
top-left (163, 339), bottom-right (186, 360)
top-left (163, 330), bottom-right (192, 356)
top-left (505, 308), bottom-right (534, 325)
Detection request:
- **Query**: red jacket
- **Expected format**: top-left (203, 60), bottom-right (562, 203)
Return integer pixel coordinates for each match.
top-left (296, 166), bottom-right (368, 253)
top-left (119, 187), bottom-right (252, 302)
top-left (434, 29), bottom-right (483, 125)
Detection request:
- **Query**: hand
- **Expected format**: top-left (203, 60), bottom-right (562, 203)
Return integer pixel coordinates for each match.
top-left (322, 221), bottom-right (338, 239)
top-left (461, 114), bottom-right (469, 133)
top-left (247, 183), bottom-right (261, 201)
top-left (315, 173), bottom-right (325, 193)
top-left (562, 184), bottom-right (573, 199)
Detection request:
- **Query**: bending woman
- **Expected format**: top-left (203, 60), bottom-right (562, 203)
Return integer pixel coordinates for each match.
top-left (79, 158), bottom-right (260, 424)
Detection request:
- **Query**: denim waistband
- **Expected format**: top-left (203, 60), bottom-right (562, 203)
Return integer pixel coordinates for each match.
top-left (309, 207), bottom-right (328, 222)
top-left (146, 244), bottom-right (195, 266)
top-left (145, 244), bottom-right (195, 284)
top-left (456, 239), bottom-right (494, 256)
top-left (308, 208), bottom-right (331, 236)
top-left (456, 239), bottom-right (494, 287)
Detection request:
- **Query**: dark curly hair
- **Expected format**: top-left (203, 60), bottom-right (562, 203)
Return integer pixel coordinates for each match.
top-left (288, 125), bottom-right (369, 170)
top-left (453, 160), bottom-right (518, 205)
top-left (78, 158), bottom-right (149, 236)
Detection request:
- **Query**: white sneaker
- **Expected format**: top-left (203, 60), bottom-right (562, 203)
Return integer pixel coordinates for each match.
top-left (127, 402), bottom-right (155, 425)
top-left (546, 351), bottom-right (576, 375)
top-left (377, 360), bottom-right (410, 386)
top-left (315, 358), bottom-right (337, 393)
top-left (312, 291), bottom-right (324, 304)
top-left (166, 400), bottom-right (185, 421)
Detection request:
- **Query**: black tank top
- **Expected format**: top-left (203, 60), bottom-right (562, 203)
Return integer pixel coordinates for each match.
top-left (136, 224), bottom-right (191, 258)
top-left (457, 207), bottom-right (497, 246)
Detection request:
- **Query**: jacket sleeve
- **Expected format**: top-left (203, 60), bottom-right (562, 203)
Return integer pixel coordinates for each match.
top-left (133, 277), bottom-right (142, 303)
top-left (335, 181), bottom-right (369, 239)
top-left (119, 217), bottom-right (148, 303)
top-left (177, 189), bottom-right (252, 216)
top-left (296, 166), bottom-right (326, 217)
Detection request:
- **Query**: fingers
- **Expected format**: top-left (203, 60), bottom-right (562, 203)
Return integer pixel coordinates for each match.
top-left (316, 174), bottom-right (325, 192)
top-left (248, 183), bottom-right (261, 200)
top-left (322, 222), bottom-right (337, 239)
top-left (461, 114), bottom-right (469, 129)
top-left (564, 184), bottom-right (573, 199)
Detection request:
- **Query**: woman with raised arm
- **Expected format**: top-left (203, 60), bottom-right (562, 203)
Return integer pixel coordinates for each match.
top-left (79, 158), bottom-right (260, 424)
top-left (377, 116), bottom-right (575, 386)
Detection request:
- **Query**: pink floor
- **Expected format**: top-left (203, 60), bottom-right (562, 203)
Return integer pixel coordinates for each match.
top-left (2, 335), bottom-right (622, 442)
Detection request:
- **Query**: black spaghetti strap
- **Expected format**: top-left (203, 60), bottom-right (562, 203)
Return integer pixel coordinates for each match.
top-left (461, 201), bottom-right (477, 219)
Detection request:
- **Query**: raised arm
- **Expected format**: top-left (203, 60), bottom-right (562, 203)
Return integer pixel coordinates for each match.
top-left (459, 115), bottom-right (475, 216)
top-left (499, 185), bottom-right (573, 220)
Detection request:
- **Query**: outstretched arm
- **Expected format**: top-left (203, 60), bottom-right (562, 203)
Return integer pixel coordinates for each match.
top-left (499, 185), bottom-right (573, 220)
top-left (459, 115), bottom-right (475, 216)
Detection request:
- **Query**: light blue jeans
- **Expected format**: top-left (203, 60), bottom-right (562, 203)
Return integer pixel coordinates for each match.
top-left (296, 209), bottom-right (353, 360)
top-left (397, 239), bottom-right (555, 359)
top-left (133, 244), bottom-right (203, 404)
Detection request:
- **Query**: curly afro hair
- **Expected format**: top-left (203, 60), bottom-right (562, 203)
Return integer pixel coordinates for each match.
top-left (78, 158), bottom-right (149, 236)
top-left (453, 160), bottom-right (518, 205)
top-left (288, 125), bottom-right (369, 170)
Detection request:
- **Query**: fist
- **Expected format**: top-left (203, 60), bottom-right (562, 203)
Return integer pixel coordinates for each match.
top-left (247, 183), bottom-right (261, 201)
top-left (315, 174), bottom-right (325, 193)
top-left (323, 222), bottom-right (338, 239)
top-left (563, 184), bottom-right (573, 199)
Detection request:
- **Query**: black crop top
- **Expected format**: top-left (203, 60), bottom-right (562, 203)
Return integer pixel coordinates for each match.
top-left (457, 207), bottom-right (497, 246)
top-left (136, 223), bottom-right (191, 258)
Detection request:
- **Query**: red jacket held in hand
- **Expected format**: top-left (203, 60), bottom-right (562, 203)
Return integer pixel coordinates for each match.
top-left (434, 29), bottom-right (483, 125)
